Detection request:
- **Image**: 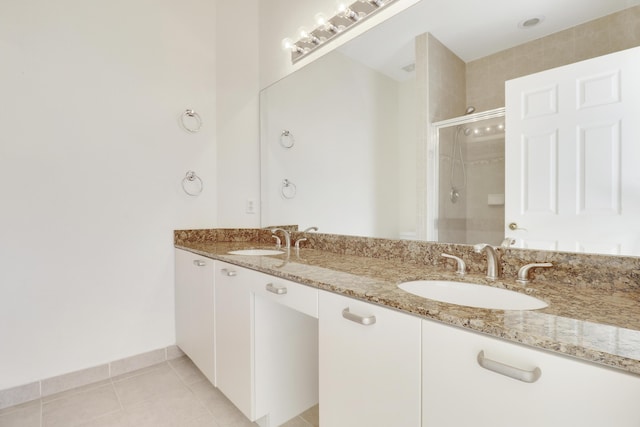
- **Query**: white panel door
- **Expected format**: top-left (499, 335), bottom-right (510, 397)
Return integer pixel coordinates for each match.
top-left (505, 47), bottom-right (640, 255)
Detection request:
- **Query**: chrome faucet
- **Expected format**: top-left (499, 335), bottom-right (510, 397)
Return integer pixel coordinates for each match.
top-left (473, 243), bottom-right (500, 280)
top-left (271, 228), bottom-right (291, 250)
top-left (517, 262), bottom-right (553, 285)
top-left (441, 253), bottom-right (466, 276)
top-left (294, 226), bottom-right (318, 250)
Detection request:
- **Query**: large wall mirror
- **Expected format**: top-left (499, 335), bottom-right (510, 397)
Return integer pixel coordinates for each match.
top-left (260, 0), bottom-right (640, 256)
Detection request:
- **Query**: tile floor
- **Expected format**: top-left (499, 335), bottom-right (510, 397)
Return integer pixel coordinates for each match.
top-left (0, 357), bottom-right (319, 427)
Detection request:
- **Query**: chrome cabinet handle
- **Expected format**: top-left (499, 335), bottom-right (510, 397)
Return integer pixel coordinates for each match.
top-left (342, 307), bottom-right (376, 326)
top-left (477, 351), bottom-right (541, 383)
top-left (265, 283), bottom-right (287, 295)
top-left (193, 260), bottom-right (206, 267)
top-left (221, 268), bottom-right (237, 277)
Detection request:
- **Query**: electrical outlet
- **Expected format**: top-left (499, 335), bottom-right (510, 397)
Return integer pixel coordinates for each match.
top-left (246, 199), bottom-right (256, 214)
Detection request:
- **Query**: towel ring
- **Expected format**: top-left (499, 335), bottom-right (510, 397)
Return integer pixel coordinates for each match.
top-left (182, 170), bottom-right (203, 196)
top-left (281, 179), bottom-right (297, 199)
top-left (280, 130), bottom-right (295, 148)
top-left (180, 109), bottom-right (203, 133)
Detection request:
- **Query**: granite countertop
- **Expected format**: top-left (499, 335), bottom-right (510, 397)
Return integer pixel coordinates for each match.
top-left (176, 240), bottom-right (640, 376)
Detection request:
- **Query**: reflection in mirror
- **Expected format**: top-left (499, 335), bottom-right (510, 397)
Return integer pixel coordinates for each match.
top-left (260, 0), bottom-right (640, 256)
top-left (430, 110), bottom-right (506, 246)
top-left (260, 50), bottom-right (415, 238)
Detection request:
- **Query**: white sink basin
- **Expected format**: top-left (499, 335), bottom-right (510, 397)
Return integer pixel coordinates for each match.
top-left (227, 249), bottom-right (285, 256)
top-left (398, 280), bottom-right (548, 310)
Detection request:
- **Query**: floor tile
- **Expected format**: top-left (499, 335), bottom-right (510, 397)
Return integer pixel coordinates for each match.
top-left (112, 363), bottom-right (186, 408)
top-left (118, 386), bottom-right (209, 427)
top-left (42, 384), bottom-right (121, 427)
top-left (169, 356), bottom-right (207, 385)
top-left (299, 405), bottom-right (319, 427)
top-left (188, 381), bottom-right (257, 427)
top-left (76, 411), bottom-right (126, 427)
top-left (0, 401), bottom-right (41, 427)
top-left (0, 357), bottom-right (311, 427)
top-left (182, 414), bottom-right (220, 427)
top-left (279, 416), bottom-right (311, 427)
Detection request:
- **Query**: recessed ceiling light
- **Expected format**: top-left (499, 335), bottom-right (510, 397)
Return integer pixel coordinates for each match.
top-left (518, 15), bottom-right (545, 29)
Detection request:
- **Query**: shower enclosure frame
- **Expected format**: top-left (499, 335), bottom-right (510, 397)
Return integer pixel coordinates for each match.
top-left (427, 107), bottom-right (505, 243)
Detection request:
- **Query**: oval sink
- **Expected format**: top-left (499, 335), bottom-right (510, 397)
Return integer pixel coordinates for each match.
top-left (227, 249), bottom-right (285, 256)
top-left (398, 280), bottom-right (547, 310)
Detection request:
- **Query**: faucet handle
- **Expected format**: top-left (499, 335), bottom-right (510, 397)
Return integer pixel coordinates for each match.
top-left (441, 253), bottom-right (466, 276)
top-left (516, 262), bottom-right (553, 285)
top-left (294, 237), bottom-right (308, 250)
top-left (270, 228), bottom-right (291, 250)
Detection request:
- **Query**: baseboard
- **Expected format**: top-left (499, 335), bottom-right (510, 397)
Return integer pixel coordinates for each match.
top-left (0, 345), bottom-right (185, 410)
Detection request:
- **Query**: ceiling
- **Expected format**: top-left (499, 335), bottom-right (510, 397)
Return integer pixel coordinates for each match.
top-left (338, 0), bottom-right (640, 81)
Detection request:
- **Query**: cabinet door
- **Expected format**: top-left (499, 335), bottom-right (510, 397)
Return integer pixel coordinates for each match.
top-left (174, 249), bottom-right (215, 384)
top-left (422, 319), bottom-right (640, 427)
top-left (319, 291), bottom-right (421, 427)
top-left (214, 261), bottom-right (255, 420)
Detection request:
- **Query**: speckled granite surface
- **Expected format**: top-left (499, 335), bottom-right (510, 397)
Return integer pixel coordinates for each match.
top-left (175, 228), bottom-right (640, 375)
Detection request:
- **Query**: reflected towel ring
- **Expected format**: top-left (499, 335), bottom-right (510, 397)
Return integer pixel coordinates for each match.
top-left (180, 109), bottom-right (203, 133)
top-left (182, 170), bottom-right (203, 196)
top-left (280, 130), bottom-right (295, 148)
top-left (281, 179), bottom-right (297, 199)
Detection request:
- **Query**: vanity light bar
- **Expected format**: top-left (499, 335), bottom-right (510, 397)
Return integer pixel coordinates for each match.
top-left (285, 0), bottom-right (399, 63)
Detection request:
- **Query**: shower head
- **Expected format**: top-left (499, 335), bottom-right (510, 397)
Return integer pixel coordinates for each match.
top-left (465, 106), bottom-right (476, 115)
top-left (456, 126), bottom-right (472, 136)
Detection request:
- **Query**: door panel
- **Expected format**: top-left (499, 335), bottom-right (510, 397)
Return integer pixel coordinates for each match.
top-left (505, 46), bottom-right (640, 255)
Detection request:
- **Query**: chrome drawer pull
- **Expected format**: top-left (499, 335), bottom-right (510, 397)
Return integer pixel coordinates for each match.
top-left (193, 260), bottom-right (207, 267)
top-left (342, 307), bottom-right (376, 326)
top-left (477, 351), bottom-right (541, 383)
top-left (266, 283), bottom-right (287, 295)
top-left (221, 268), bottom-right (237, 277)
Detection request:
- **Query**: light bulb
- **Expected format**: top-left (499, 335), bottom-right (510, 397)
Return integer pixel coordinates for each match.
top-left (315, 11), bottom-right (341, 33)
top-left (281, 38), bottom-right (295, 51)
top-left (315, 12), bottom-right (328, 26)
top-left (336, 1), bottom-right (348, 13)
top-left (339, 6), bottom-right (360, 21)
top-left (281, 38), bottom-right (304, 54)
top-left (360, 0), bottom-right (385, 6)
top-left (298, 26), bottom-right (310, 39)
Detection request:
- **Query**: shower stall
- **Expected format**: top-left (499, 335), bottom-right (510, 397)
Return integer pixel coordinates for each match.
top-left (428, 108), bottom-right (505, 245)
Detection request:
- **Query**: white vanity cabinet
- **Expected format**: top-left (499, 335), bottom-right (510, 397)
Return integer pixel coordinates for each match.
top-left (318, 290), bottom-right (422, 427)
top-left (174, 248), bottom-right (216, 384)
top-left (215, 261), bottom-right (319, 427)
top-left (422, 319), bottom-right (640, 427)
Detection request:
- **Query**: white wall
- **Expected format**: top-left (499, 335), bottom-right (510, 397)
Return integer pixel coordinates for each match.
top-left (0, 0), bottom-right (426, 391)
top-left (0, 0), bottom-right (217, 389)
top-left (216, 0), bottom-right (261, 227)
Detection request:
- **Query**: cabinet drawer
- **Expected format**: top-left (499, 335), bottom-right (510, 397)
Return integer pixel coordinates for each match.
top-left (422, 319), bottom-right (640, 427)
top-left (251, 276), bottom-right (318, 318)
